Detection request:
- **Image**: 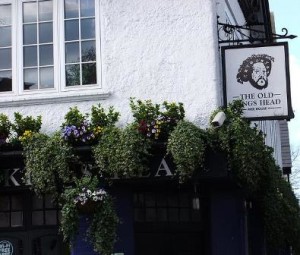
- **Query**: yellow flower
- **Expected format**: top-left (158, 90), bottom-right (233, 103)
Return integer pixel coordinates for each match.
top-left (93, 126), bottom-right (103, 136)
top-left (19, 130), bottom-right (33, 142)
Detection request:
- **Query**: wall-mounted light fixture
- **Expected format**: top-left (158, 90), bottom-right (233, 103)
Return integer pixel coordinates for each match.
top-left (211, 111), bottom-right (226, 127)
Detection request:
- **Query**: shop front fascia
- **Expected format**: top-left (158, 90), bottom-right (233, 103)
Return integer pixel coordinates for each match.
top-left (0, 144), bottom-right (257, 255)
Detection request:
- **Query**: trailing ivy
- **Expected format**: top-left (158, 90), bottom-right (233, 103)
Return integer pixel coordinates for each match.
top-left (208, 100), bottom-right (271, 195)
top-left (61, 176), bottom-right (118, 255)
top-left (167, 120), bottom-right (207, 182)
top-left (93, 124), bottom-right (152, 178)
top-left (5, 100), bottom-right (300, 254)
top-left (209, 100), bottom-right (300, 253)
top-left (22, 133), bottom-right (76, 199)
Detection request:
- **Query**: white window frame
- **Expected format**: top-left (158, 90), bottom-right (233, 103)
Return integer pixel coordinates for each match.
top-left (58, 0), bottom-right (102, 92)
top-left (0, 0), bottom-right (105, 104)
top-left (0, 0), bottom-right (15, 96)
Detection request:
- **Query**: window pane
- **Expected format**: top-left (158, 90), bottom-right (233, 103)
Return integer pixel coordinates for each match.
top-left (23, 2), bottom-right (37, 23)
top-left (64, 0), bottom-right (79, 19)
top-left (39, 1), bottom-right (53, 22)
top-left (40, 45), bottom-right (53, 66)
top-left (81, 18), bottom-right (95, 39)
top-left (65, 20), bottom-right (79, 41)
top-left (45, 211), bottom-right (57, 225)
top-left (82, 63), bottom-right (96, 85)
top-left (23, 24), bottom-right (37, 45)
top-left (65, 42), bottom-right (79, 63)
top-left (0, 5), bottom-right (12, 26)
top-left (45, 195), bottom-right (55, 209)
top-left (168, 195), bottom-right (178, 207)
top-left (66, 64), bottom-right (80, 86)
top-left (24, 46), bottom-right (37, 67)
top-left (157, 193), bottom-right (167, 207)
top-left (32, 211), bottom-right (43, 225)
top-left (24, 68), bottom-right (38, 90)
top-left (39, 22), bottom-right (53, 43)
top-left (0, 213), bottom-right (9, 227)
top-left (0, 195), bottom-right (9, 211)
top-left (11, 212), bottom-right (23, 227)
top-left (40, 67), bottom-right (54, 89)
top-left (32, 196), bottom-right (43, 210)
top-left (179, 193), bottom-right (189, 207)
top-left (169, 208), bottom-right (179, 222)
top-left (0, 49), bottom-right (11, 69)
top-left (82, 41), bottom-right (95, 62)
top-left (134, 208), bottom-right (144, 222)
top-left (0, 71), bottom-right (12, 92)
top-left (157, 208), bottom-right (168, 222)
top-left (179, 208), bottom-right (189, 222)
top-left (11, 195), bottom-right (23, 210)
top-left (145, 193), bottom-right (155, 207)
top-left (81, 0), bottom-right (94, 17)
top-left (145, 208), bottom-right (156, 222)
top-left (191, 210), bottom-right (201, 222)
top-left (0, 27), bottom-right (11, 47)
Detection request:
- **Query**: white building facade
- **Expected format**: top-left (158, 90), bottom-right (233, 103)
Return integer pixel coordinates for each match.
top-left (0, 0), bottom-right (294, 255)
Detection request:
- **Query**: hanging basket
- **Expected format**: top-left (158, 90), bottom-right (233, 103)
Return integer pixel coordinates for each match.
top-left (76, 200), bottom-right (99, 214)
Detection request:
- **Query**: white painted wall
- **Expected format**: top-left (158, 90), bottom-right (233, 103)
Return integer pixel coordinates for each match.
top-left (0, 0), bottom-right (222, 134)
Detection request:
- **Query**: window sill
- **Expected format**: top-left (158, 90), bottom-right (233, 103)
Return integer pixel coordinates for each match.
top-left (0, 91), bottom-right (111, 108)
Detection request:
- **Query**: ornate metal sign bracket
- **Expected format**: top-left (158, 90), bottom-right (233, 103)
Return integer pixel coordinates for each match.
top-left (218, 21), bottom-right (297, 45)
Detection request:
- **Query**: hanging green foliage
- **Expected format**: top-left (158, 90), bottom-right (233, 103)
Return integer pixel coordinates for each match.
top-left (2, 99), bottom-right (300, 254)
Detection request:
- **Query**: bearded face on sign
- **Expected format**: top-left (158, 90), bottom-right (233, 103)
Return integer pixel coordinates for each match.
top-left (236, 54), bottom-right (274, 90)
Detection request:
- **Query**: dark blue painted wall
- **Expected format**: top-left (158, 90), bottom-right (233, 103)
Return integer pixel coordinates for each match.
top-left (71, 216), bottom-right (98, 255)
top-left (71, 187), bottom-right (135, 255)
top-left (112, 187), bottom-right (135, 255)
top-left (210, 188), bottom-right (247, 255)
top-left (72, 185), bottom-right (271, 255)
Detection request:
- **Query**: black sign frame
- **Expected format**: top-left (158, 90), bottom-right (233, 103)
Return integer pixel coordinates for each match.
top-left (222, 42), bottom-right (294, 120)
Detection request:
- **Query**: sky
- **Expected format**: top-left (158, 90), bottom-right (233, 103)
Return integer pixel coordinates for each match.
top-left (269, 0), bottom-right (300, 160)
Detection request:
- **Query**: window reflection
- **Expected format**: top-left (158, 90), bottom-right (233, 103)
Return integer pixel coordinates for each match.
top-left (0, 71), bottom-right (12, 92)
top-left (39, 22), bottom-right (53, 43)
top-left (80, 0), bottom-right (95, 17)
top-left (40, 45), bottom-right (53, 66)
top-left (24, 46), bottom-right (38, 67)
top-left (0, 27), bottom-right (11, 47)
top-left (64, 0), bottom-right (79, 19)
top-left (81, 41), bottom-right (95, 62)
top-left (82, 63), bottom-right (96, 85)
top-left (65, 20), bottom-right (79, 41)
top-left (24, 68), bottom-right (38, 90)
top-left (65, 42), bottom-right (79, 63)
top-left (23, 2), bottom-right (37, 23)
top-left (23, 24), bottom-right (37, 45)
top-left (0, 5), bottom-right (12, 25)
top-left (39, 1), bottom-right (53, 21)
top-left (66, 64), bottom-right (80, 86)
top-left (81, 18), bottom-right (95, 39)
top-left (40, 67), bottom-right (54, 89)
top-left (0, 49), bottom-right (11, 69)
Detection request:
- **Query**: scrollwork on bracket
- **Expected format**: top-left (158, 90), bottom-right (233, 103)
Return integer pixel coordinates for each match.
top-left (217, 21), bottom-right (297, 45)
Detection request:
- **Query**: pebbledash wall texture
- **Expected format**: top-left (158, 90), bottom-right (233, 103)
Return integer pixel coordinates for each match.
top-left (1, 0), bottom-right (222, 133)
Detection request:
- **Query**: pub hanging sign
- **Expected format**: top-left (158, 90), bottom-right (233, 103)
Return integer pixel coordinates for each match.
top-left (222, 42), bottom-right (293, 120)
